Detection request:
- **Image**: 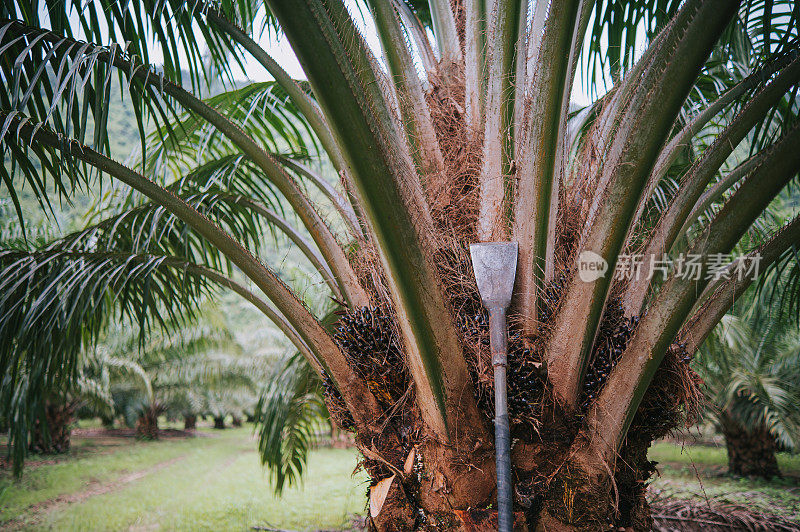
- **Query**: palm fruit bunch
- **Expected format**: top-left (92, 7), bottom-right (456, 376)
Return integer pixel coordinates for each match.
top-left (506, 332), bottom-right (547, 424)
top-left (456, 299), bottom-right (547, 426)
top-left (333, 306), bottom-right (407, 409)
top-left (321, 375), bottom-right (355, 431)
top-left (579, 298), bottom-right (641, 411)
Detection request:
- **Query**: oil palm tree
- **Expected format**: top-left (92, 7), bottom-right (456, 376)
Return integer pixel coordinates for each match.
top-left (101, 314), bottom-right (265, 437)
top-left (2, 0), bottom-right (800, 529)
top-left (695, 298), bottom-right (800, 479)
top-left (26, 365), bottom-right (114, 455)
top-left (19, 342), bottom-right (118, 458)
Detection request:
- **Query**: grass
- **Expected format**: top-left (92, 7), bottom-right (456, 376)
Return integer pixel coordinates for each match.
top-left (650, 440), bottom-right (800, 470)
top-left (2, 428), bottom-right (799, 530)
top-left (648, 441), bottom-right (800, 521)
top-left (0, 426), bottom-right (368, 531)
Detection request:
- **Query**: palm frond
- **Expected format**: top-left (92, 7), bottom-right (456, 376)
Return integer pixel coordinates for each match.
top-left (582, 0), bottom-right (799, 97)
top-left (1, 0), bottom-right (280, 106)
top-left (142, 82), bottom-right (316, 181)
top-left (752, 243), bottom-right (800, 324)
top-left (255, 351), bottom-right (327, 494)
top-left (0, 247), bottom-right (223, 470)
top-left (0, 20), bottom-right (318, 228)
top-left (73, 372), bottom-right (115, 417)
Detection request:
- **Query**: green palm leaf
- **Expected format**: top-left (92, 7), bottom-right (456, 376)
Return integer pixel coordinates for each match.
top-left (255, 351), bottom-right (327, 494)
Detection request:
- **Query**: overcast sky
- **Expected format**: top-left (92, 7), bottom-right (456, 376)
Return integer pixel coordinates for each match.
top-left (224, 6), bottom-right (594, 106)
top-left (60, 2), bottom-right (601, 106)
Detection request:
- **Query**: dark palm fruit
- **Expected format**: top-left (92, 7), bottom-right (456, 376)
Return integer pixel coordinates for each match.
top-left (580, 298), bottom-right (642, 410)
top-left (322, 376), bottom-right (355, 430)
top-left (332, 306), bottom-right (407, 412)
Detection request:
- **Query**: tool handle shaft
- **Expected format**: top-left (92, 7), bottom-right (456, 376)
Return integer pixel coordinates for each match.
top-left (489, 307), bottom-right (513, 532)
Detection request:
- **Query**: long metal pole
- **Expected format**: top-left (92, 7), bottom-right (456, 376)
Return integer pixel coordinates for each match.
top-left (469, 241), bottom-right (517, 531)
top-left (489, 306), bottom-right (513, 532)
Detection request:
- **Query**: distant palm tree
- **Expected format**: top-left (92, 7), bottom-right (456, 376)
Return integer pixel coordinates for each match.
top-left (27, 398), bottom-right (76, 454)
top-left (99, 317), bottom-right (266, 438)
top-left (696, 310), bottom-right (800, 479)
top-left (19, 349), bottom-right (115, 457)
top-left (2, 0), bottom-right (800, 528)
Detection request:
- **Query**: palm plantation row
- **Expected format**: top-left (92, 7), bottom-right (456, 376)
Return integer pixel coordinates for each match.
top-left (2, 0), bottom-right (800, 529)
top-left (20, 305), bottom-right (276, 450)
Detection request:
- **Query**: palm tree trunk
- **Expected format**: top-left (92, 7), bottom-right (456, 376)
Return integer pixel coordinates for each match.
top-left (367, 430), bottom-right (659, 530)
top-left (183, 415), bottom-right (197, 430)
top-left (135, 405), bottom-right (161, 440)
top-left (29, 400), bottom-right (74, 454)
top-left (213, 416), bottom-right (226, 430)
top-left (721, 417), bottom-right (781, 479)
top-left (231, 415), bottom-right (242, 427)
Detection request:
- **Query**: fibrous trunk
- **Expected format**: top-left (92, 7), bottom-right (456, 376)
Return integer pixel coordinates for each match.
top-left (330, 285), bottom-right (698, 530)
top-left (29, 400), bottom-right (74, 454)
top-left (301, 5), bottom-right (706, 528)
top-left (213, 416), bottom-right (226, 430)
top-left (184, 415), bottom-right (197, 430)
top-left (721, 418), bottom-right (781, 479)
top-left (318, 88), bottom-right (703, 532)
top-left (135, 405), bottom-right (162, 440)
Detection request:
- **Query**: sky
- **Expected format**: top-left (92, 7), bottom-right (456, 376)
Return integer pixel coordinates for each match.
top-left (222, 6), bottom-right (596, 106)
top-left (53, 1), bottom-right (798, 111)
top-left (60, 1), bottom-right (596, 106)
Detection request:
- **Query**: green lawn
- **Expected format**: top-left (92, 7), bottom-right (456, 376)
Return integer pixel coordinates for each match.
top-left (2, 429), bottom-right (799, 530)
top-left (0, 427), bottom-right (368, 531)
top-left (648, 441), bottom-right (800, 521)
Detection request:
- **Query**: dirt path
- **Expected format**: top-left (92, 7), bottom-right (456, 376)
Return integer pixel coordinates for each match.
top-left (4, 454), bottom-right (188, 531)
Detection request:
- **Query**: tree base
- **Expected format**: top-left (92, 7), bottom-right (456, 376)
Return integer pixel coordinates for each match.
top-left (367, 473), bottom-right (529, 531)
top-left (361, 429), bottom-right (661, 531)
top-left (29, 401), bottom-right (74, 454)
top-left (135, 404), bottom-right (163, 440)
top-left (722, 420), bottom-right (781, 479)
